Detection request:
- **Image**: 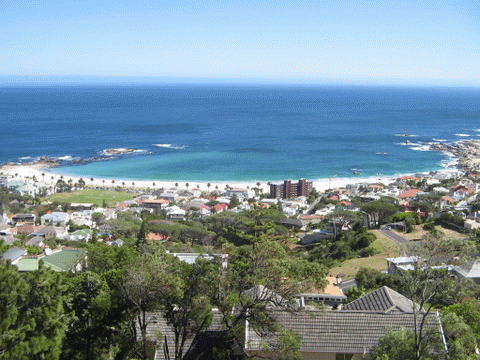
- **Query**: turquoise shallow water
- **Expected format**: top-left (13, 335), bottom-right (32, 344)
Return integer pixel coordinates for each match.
top-left (1, 84), bottom-right (480, 182)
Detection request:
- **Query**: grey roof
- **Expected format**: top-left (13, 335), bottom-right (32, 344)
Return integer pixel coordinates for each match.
top-left (453, 261), bottom-right (480, 279)
top-left (342, 286), bottom-right (416, 313)
top-left (137, 310), bottom-right (225, 360)
top-left (245, 309), bottom-right (442, 354)
top-left (25, 236), bottom-right (45, 247)
top-left (242, 285), bottom-right (288, 307)
top-left (0, 235), bottom-right (17, 245)
top-left (1, 247), bottom-right (27, 262)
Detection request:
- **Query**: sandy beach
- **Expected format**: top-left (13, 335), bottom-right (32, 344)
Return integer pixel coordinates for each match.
top-left (3, 140), bottom-right (478, 195)
top-left (0, 161), bottom-right (404, 194)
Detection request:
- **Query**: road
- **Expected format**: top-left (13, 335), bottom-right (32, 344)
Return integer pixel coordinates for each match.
top-left (379, 225), bottom-right (410, 245)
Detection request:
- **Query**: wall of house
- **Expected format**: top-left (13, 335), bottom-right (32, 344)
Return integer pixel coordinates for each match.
top-left (248, 350), bottom-right (365, 360)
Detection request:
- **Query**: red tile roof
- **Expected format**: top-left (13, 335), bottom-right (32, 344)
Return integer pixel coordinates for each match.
top-left (213, 203), bottom-right (228, 212)
top-left (397, 189), bottom-right (422, 199)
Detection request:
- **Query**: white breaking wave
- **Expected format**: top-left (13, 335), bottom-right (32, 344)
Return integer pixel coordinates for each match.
top-left (432, 138), bottom-right (446, 142)
top-left (455, 134), bottom-right (471, 137)
top-left (154, 144), bottom-right (173, 148)
top-left (395, 134), bottom-right (418, 137)
top-left (153, 144), bottom-right (186, 149)
top-left (410, 145), bottom-right (431, 152)
top-left (396, 142), bottom-right (422, 146)
top-left (57, 155), bottom-right (74, 161)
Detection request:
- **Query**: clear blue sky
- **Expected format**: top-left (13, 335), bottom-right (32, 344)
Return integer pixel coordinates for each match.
top-left (1, 0), bottom-right (479, 86)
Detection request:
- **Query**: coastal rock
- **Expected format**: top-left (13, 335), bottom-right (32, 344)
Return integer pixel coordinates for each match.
top-left (430, 140), bottom-right (480, 173)
top-left (102, 148), bottom-right (137, 156)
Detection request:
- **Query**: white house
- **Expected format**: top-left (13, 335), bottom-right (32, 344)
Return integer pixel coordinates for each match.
top-left (41, 212), bottom-right (70, 226)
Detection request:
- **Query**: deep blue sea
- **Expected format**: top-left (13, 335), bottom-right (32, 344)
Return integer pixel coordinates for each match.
top-left (1, 84), bottom-right (480, 182)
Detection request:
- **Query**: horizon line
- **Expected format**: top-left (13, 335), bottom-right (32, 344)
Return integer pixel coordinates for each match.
top-left (0, 75), bottom-right (479, 89)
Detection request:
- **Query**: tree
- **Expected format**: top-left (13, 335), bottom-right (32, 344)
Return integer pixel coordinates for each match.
top-left (122, 260), bottom-right (162, 360)
top-left (441, 312), bottom-right (478, 360)
top-left (92, 212), bottom-right (106, 226)
top-left (228, 193), bottom-right (241, 209)
top-left (384, 235), bottom-right (476, 360)
top-left (326, 210), bottom-right (359, 238)
top-left (360, 200), bottom-right (398, 228)
top-left (159, 256), bottom-right (219, 360)
top-left (136, 219), bottom-right (147, 252)
top-left (207, 183), bottom-right (211, 193)
top-left (185, 183), bottom-right (189, 190)
top-left (61, 271), bottom-right (120, 360)
top-left (0, 261), bottom-right (72, 360)
top-left (371, 327), bottom-right (418, 360)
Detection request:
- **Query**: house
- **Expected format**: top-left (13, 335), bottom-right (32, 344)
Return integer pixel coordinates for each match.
top-left (170, 252), bottom-right (228, 268)
top-left (1, 247), bottom-right (27, 264)
top-left (0, 234), bottom-right (17, 245)
top-left (106, 239), bottom-right (124, 247)
top-left (135, 310), bottom-right (234, 360)
top-left (139, 198), bottom-right (171, 209)
top-left (452, 261), bottom-right (480, 284)
top-left (41, 212), bottom-right (70, 226)
top-left (297, 276), bottom-right (347, 308)
top-left (65, 229), bottom-right (94, 242)
top-left (385, 256), bottom-right (421, 273)
top-left (166, 207), bottom-right (186, 220)
top-left (37, 226), bottom-right (69, 239)
top-left (158, 191), bottom-right (178, 202)
top-left (147, 232), bottom-right (170, 241)
top-left (14, 248), bottom-right (87, 272)
top-left (16, 223), bottom-right (44, 235)
top-left (245, 286), bottom-right (445, 360)
top-left (12, 214), bottom-right (36, 224)
top-left (397, 189), bottom-right (423, 200)
top-left (213, 203), bottom-right (228, 213)
top-left (225, 188), bottom-right (254, 199)
top-left (25, 235), bottom-right (45, 247)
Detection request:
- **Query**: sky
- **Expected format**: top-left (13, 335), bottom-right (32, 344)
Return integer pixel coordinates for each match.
top-left (1, 0), bottom-right (479, 86)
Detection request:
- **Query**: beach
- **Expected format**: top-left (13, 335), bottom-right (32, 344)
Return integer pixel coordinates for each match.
top-left (1, 138), bottom-right (474, 195)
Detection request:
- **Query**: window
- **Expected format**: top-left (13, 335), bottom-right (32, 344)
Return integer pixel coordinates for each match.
top-left (335, 354), bottom-right (353, 360)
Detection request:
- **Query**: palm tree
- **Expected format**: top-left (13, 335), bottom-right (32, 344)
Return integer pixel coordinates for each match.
top-left (152, 182), bottom-right (156, 189)
top-left (41, 172), bottom-right (45, 182)
top-left (185, 183), bottom-right (189, 190)
top-left (112, 180), bottom-right (115, 187)
top-left (90, 177), bottom-right (94, 188)
top-left (175, 183), bottom-right (179, 190)
top-left (122, 181), bottom-right (125, 188)
top-left (207, 183), bottom-right (211, 193)
top-left (102, 179), bottom-right (105, 188)
top-left (132, 181), bottom-right (135, 188)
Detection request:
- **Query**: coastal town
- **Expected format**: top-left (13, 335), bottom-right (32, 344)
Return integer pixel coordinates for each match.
top-left (2, 140), bottom-right (480, 360)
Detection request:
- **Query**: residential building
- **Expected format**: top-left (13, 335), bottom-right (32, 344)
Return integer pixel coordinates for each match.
top-left (270, 179), bottom-right (312, 199)
top-left (245, 286), bottom-right (445, 360)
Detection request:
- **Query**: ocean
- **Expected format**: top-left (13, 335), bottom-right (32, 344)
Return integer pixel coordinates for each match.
top-left (1, 84), bottom-right (480, 182)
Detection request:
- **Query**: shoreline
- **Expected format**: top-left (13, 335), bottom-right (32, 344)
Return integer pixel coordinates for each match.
top-left (1, 140), bottom-right (478, 194)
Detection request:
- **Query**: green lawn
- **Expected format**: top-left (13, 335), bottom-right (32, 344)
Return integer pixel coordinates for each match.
top-left (45, 189), bottom-right (134, 207)
top-left (328, 230), bottom-right (401, 279)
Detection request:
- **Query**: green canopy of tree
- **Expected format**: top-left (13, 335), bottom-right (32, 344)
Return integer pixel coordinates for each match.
top-left (0, 261), bottom-right (72, 360)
